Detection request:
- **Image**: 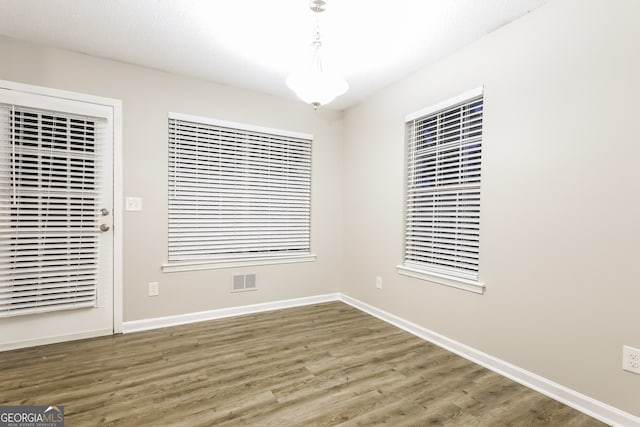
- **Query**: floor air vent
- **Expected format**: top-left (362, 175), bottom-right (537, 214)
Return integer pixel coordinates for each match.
top-left (231, 274), bottom-right (257, 292)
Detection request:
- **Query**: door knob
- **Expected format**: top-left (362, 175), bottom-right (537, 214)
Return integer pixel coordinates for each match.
top-left (100, 224), bottom-right (111, 232)
top-left (100, 208), bottom-right (110, 216)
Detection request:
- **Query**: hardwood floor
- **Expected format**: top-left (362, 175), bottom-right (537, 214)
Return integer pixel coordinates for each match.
top-left (0, 302), bottom-right (606, 426)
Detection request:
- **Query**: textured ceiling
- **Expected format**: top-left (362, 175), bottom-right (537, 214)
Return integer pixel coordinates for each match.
top-left (0, 0), bottom-right (549, 110)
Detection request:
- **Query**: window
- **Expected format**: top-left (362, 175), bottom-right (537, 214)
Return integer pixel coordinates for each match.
top-left (398, 87), bottom-right (484, 293)
top-left (0, 102), bottom-right (108, 316)
top-left (164, 113), bottom-right (314, 272)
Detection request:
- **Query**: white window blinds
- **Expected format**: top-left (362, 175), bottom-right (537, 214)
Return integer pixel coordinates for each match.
top-left (168, 113), bottom-right (312, 263)
top-left (0, 104), bottom-right (105, 317)
top-left (404, 88), bottom-right (483, 281)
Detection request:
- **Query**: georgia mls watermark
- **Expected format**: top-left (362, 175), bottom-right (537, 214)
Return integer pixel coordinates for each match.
top-left (0, 406), bottom-right (64, 427)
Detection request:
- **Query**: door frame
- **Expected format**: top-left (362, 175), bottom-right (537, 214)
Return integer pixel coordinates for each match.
top-left (0, 79), bottom-right (123, 336)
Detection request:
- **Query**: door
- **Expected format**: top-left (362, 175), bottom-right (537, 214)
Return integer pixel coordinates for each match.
top-left (0, 87), bottom-right (114, 350)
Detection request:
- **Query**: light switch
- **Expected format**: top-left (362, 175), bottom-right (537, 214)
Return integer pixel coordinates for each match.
top-left (125, 197), bottom-right (142, 211)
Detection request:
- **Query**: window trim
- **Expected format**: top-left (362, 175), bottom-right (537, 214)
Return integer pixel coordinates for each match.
top-left (162, 254), bottom-right (316, 273)
top-left (164, 112), bottom-right (315, 272)
top-left (404, 86), bottom-right (484, 122)
top-left (396, 264), bottom-right (484, 294)
top-left (168, 112), bottom-right (313, 141)
top-left (400, 86), bottom-right (485, 293)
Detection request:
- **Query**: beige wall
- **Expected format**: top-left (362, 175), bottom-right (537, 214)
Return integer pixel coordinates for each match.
top-left (1, 0), bottom-right (639, 417)
top-left (342, 0), bottom-right (640, 416)
top-left (0, 35), bottom-right (344, 322)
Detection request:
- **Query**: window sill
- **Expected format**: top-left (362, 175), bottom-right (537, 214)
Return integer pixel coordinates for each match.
top-left (396, 265), bottom-right (485, 294)
top-left (162, 254), bottom-right (317, 273)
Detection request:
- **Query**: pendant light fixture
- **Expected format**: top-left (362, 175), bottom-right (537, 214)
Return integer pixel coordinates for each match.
top-left (286, 0), bottom-right (348, 109)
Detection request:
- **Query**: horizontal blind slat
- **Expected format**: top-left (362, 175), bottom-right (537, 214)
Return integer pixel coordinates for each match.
top-left (403, 94), bottom-right (483, 280)
top-left (0, 103), bottom-right (102, 317)
top-left (168, 116), bottom-right (312, 262)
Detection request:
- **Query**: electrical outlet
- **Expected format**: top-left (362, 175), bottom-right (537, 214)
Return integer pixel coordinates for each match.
top-left (623, 345), bottom-right (640, 374)
top-left (375, 276), bottom-right (382, 289)
top-left (148, 282), bottom-right (159, 297)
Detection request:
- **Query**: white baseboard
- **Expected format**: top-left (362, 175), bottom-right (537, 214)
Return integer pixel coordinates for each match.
top-left (120, 292), bottom-right (639, 426)
top-left (339, 294), bottom-right (640, 427)
top-left (8, 292), bottom-right (635, 424)
top-left (0, 328), bottom-right (113, 352)
top-left (122, 293), bottom-right (340, 333)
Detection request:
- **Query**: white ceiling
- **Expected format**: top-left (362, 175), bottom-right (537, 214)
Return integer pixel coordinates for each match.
top-left (0, 0), bottom-right (549, 110)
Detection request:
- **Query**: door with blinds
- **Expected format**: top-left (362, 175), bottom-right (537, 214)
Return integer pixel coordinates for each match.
top-left (0, 87), bottom-right (114, 349)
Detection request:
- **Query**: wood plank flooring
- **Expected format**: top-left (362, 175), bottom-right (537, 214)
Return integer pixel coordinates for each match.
top-left (0, 302), bottom-right (606, 426)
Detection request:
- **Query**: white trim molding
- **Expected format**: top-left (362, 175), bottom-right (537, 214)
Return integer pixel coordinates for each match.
top-left (122, 293), bottom-right (339, 333)
top-left (405, 86), bottom-right (484, 122)
top-left (120, 292), bottom-right (639, 426)
top-left (112, 99), bottom-right (124, 333)
top-left (339, 294), bottom-right (640, 427)
top-left (162, 254), bottom-right (317, 273)
top-left (397, 265), bottom-right (485, 294)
